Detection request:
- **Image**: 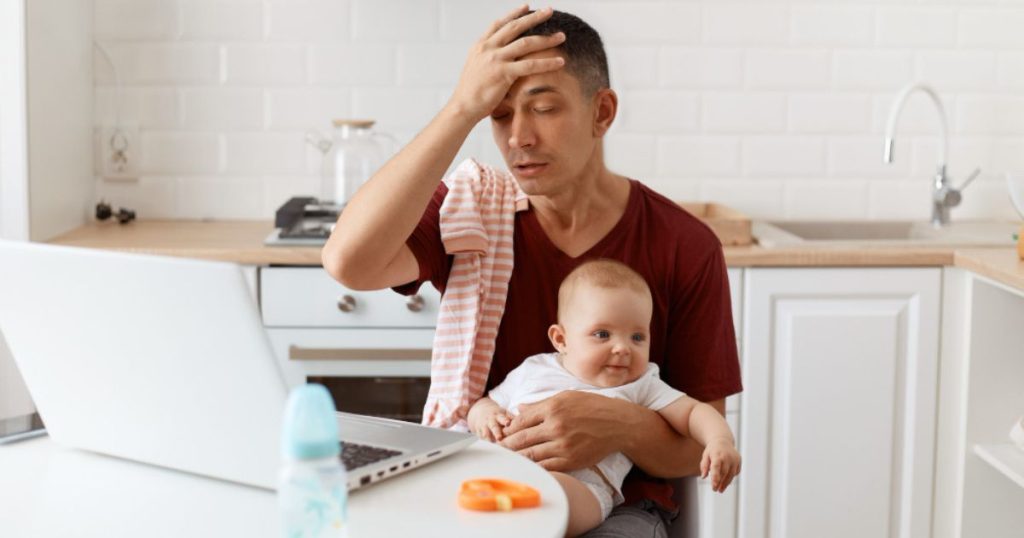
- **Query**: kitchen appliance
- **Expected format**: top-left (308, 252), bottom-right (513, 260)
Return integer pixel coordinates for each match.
top-left (260, 266), bottom-right (442, 424)
top-left (306, 120), bottom-right (398, 207)
top-left (264, 196), bottom-right (341, 246)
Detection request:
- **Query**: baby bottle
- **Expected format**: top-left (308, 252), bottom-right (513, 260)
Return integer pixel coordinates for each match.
top-left (278, 384), bottom-right (349, 538)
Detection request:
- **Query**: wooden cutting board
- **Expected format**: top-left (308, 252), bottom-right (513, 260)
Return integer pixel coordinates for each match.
top-left (677, 202), bottom-right (753, 246)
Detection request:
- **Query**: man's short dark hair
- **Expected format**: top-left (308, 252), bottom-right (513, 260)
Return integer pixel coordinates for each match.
top-left (518, 10), bottom-right (610, 96)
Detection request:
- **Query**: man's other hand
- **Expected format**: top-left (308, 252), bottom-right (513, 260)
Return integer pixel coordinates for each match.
top-left (447, 5), bottom-right (566, 122)
top-left (499, 391), bottom-right (629, 472)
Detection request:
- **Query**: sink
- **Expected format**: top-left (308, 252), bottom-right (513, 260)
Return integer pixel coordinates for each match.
top-left (755, 220), bottom-right (1019, 247)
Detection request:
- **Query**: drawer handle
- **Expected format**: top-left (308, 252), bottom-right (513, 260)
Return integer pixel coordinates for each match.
top-left (406, 294), bottom-right (425, 312)
top-left (337, 294), bottom-right (357, 313)
top-left (289, 346), bottom-right (431, 361)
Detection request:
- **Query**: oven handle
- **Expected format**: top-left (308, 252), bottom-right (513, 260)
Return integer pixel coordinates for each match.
top-left (288, 346), bottom-right (432, 361)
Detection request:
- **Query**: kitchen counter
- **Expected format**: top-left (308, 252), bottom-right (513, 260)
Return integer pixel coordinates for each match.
top-left (47, 220), bottom-right (321, 266)
top-left (47, 220), bottom-right (1024, 291)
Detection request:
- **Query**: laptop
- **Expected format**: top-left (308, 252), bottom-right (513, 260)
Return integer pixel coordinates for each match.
top-left (0, 240), bottom-right (474, 491)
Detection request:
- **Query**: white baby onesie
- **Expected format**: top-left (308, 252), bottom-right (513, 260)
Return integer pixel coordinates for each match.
top-left (487, 352), bottom-right (685, 518)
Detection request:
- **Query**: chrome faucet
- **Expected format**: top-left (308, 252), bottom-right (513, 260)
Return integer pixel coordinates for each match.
top-left (883, 82), bottom-right (979, 227)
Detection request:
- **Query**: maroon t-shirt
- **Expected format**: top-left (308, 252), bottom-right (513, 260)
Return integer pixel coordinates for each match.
top-left (394, 178), bottom-right (742, 509)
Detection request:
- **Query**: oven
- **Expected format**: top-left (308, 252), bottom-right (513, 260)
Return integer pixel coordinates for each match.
top-left (260, 267), bottom-right (440, 423)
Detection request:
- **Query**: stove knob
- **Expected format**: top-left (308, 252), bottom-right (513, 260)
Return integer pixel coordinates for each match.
top-left (337, 295), bottom-right (357, 313)
top-left (406, 294), bottom-right (425, 312)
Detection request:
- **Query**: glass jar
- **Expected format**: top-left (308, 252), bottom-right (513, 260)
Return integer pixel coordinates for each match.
top-left (306, 120), bottom-right (397, 207)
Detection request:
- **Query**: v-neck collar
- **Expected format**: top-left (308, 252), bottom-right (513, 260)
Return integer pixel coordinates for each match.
top-left (523, 179), bottom-right (638, 261)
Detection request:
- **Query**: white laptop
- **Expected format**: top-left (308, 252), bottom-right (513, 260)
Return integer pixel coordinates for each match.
top-left (0, 240), bottom-right (474, 491)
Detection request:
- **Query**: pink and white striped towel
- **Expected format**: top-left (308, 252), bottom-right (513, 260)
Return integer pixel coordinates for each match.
top-left (422, 158), bottom-right (528, 430)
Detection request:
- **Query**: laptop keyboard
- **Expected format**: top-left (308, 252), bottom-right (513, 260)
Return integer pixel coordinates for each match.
top-left (340, 441), bottom-right (403, 471)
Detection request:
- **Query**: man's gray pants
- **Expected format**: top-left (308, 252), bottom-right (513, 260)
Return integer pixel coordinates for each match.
top-left (580, 499), bottom-right (678, 538)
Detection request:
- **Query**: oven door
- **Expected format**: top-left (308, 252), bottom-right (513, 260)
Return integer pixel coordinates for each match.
top-left (265, 328), bottom-right (434, 424)
top-left (260, 267), bottom-right (441, 423)
top-left (306, 376), bottom-right (430, 423)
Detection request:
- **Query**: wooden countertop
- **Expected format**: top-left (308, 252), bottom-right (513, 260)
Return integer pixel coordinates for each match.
top-left (47, 220), bottom-right (1024, 291)
top-left (47, 220), bottom-right (322, 266)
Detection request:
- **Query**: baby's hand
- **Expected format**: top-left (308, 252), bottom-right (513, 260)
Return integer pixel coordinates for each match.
top-left (700, 438), bottom-right (741, 493)
top-left (472, 409), bottom-right (511, 443)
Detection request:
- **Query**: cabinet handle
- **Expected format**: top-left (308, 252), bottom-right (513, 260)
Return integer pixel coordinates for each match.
top-left (406, 294), bottom-right (425, 312)
top-left (289, 346), bottom-right (431, 361)
top-left (337, 295), bottom-right (357, 313)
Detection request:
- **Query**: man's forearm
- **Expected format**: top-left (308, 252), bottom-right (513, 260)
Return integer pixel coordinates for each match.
top-left (323, 104), bottom-right (478, 287)
top-left (620, 403), bottom-right (704, 478)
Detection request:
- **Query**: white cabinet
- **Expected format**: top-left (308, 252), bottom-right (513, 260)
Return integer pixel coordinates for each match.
top-left (738, 268), bottom-right (941, 538)
top-left (933, 269), bottom-right (1024, 538)
top-left (691, 268), bottom-right (743, 538)
top-left (1, 0), bottom-right (92, 424)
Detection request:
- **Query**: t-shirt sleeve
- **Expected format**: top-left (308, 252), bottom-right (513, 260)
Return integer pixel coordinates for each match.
top-left (663, 247), bottom-right (742, 402)
top-left (391, 183), bottom-right (453, 296)
top-left (636, 366), bottom-right (686, 411)
top-left (486, 361), bottom-right (529, 410)
top-left (487, 378), bottom-right (513, 410)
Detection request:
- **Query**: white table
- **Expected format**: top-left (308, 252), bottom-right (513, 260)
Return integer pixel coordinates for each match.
top-left (0, 436), bottom-right (568, 537)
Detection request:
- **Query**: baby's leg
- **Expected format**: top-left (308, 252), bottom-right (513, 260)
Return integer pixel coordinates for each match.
top-left (550, 471), bottom-right (604, 537)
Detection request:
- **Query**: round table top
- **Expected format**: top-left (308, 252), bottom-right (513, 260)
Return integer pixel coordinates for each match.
top-left (0, 436), bottom-right (568, 537)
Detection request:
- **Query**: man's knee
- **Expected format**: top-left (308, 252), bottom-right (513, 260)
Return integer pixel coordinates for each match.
top-left (578, 500), bottom-right (670, 538)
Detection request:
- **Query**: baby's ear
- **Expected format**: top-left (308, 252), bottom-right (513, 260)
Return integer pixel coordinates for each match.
top-left (548, 324), bottom-right (567, 352)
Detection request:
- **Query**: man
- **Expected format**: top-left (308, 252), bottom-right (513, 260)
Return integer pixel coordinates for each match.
top-left (323, 6), bottom-right (741, 535)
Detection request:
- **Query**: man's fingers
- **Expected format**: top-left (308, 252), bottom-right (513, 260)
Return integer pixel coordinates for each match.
top-left (483, 4), bottom-right (530, 40)
top-left (491, 6), bottom-right (554, 46)
top-left (503, 406), bottom-right (545, 436)
top-left (507, 56), bottom-right (564, 79)
top-left (535, 457), bottom-right (570, 472)
top-left (500, 424), bottom-right (541, 451)
top-left (497, 32), bottom-right (564, 61)
top-left (515, 440), bottom-right (560, 463)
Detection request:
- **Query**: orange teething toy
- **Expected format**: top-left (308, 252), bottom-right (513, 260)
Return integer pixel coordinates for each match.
top-left (458, 478), bottom-right (541, 511)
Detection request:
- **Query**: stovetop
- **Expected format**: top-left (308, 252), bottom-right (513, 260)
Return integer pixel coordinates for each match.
top-left (264, 197), bottom-right (342, 246)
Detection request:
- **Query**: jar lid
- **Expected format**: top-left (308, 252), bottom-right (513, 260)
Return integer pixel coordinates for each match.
top-left (332, 119), bottom-right (376, 128)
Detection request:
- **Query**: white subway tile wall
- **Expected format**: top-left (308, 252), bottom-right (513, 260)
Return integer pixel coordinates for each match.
top-left (93, 0), bottom-right (1024, 220)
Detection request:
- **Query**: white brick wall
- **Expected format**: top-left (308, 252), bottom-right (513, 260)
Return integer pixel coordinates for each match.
top-left (93, 0), bottom-right (1024, 220)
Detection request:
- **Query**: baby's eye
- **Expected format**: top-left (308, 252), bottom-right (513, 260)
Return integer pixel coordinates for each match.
top-left (632, 333), bottom-right (646, 342)
top-left (593, 330), bottom-right (610, 339)
top-left (534, 107), bottom-right (554, 114)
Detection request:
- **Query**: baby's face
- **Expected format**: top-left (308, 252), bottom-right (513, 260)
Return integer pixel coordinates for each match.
top-left (553, 285), bottom-right (652, 388)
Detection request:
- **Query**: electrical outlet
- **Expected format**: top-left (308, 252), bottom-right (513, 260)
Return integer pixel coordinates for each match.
top-left (100, 125), bottom-right (140, 182)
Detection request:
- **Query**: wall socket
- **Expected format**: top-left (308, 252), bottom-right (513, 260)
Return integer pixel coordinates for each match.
top-left (100, 125), bottom-right (140, 182)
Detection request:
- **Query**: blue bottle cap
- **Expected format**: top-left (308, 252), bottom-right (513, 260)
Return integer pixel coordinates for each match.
top-left (281, 384), bottom-right (341, 460)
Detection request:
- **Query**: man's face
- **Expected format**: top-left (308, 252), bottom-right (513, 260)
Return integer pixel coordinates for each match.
top-left (489, 48), bottom-right (599, 195)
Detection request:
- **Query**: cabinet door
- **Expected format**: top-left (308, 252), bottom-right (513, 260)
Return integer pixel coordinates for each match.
top-left (693, 269), bottom-right (742, 538)
top-left (738, 268), bottom-right (940, 538)
top-left (695, 412), bottom-right (740, 538)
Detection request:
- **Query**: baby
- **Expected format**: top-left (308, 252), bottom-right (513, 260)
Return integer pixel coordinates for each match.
top-left (467, 259), bottom-right (741, 537)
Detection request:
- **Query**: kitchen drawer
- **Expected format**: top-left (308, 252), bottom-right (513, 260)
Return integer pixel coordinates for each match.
top-left (261, 267), bottom-right (441, 328)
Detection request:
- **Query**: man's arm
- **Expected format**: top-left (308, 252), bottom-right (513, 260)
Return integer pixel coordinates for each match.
top-left (322, 6), bottom-right (566, 290)
top-left (321, 104), bottom-right (474, 290)
top-left (500, 390), bottom-right (725, 478)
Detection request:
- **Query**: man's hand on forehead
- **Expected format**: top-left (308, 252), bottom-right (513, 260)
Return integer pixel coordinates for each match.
top-left (446, 5), bottom-right (566, 123)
